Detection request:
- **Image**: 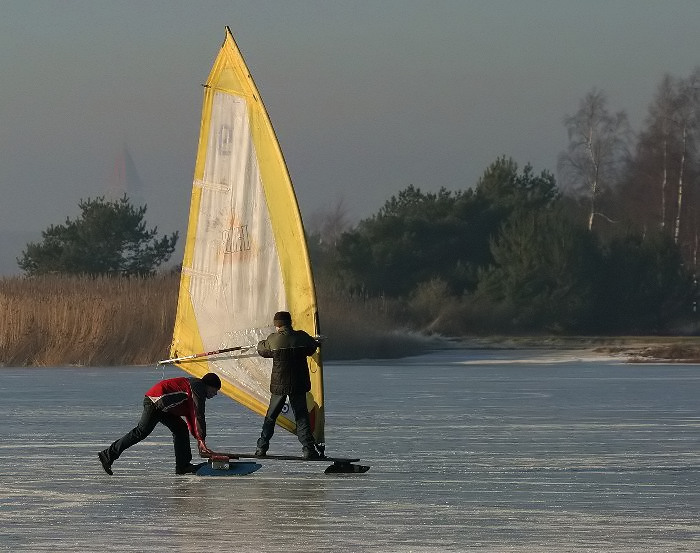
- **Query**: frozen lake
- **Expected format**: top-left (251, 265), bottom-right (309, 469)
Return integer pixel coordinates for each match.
top-left (1, 349), bottom-right (699, 552)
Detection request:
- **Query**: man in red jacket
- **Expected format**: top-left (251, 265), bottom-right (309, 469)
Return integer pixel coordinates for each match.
top-left (98, 373), bottom-right (221, 475)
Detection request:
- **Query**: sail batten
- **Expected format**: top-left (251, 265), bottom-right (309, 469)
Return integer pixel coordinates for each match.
top-left (171, 27), bottom-right (324, 444)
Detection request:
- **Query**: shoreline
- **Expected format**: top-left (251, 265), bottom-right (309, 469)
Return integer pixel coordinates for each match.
top-left (2, 333), bottom-right (698, 368)
top-left (445, 335), bottom-right (700, 364)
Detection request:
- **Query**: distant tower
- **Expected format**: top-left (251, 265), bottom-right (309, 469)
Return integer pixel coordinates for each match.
top-left (107, 143), bottom-right (145, 206)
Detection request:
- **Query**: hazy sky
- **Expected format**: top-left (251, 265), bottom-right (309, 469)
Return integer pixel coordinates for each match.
top-left (2, 1), bottom-right (700, 275)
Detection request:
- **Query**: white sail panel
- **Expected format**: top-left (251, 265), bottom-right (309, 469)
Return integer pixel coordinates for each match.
top-left (183, 91), bottom-right (284, 403)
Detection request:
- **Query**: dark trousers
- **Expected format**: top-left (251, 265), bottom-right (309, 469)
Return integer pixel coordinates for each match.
top-left (104, 397), bottom-right (192, 469)
top-left (257, 393), bottom-right (315, 451)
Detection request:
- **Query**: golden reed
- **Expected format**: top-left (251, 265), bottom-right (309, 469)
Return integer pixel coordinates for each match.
top-left (0, 275), bottom-right (430, 366)
top-left (0, 274), bottom-right (178, 366)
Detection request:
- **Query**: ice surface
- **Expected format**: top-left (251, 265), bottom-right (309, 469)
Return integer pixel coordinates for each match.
top-left (1, 350), bottom-right (698, 552)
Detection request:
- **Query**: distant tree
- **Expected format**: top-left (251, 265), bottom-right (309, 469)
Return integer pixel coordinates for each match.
top-left (307, 199), bottom-right (353, 249)
top-left (475, 207), bottom-right (600, 332)
top-left (334, 185), bottom-right (480, 296)
top-left (18, 196), bottom-right (178, 277)
top-left (643, 74), bottom-right (678, 231)
top-left (594, 232), bottom-right (692, 332)
top-left (620, 68), bottom-right (700, 268)
top-left (475, 156), bottom-right (560, 213)
top-left (558, 89), bottom-right (630, 231)
top-left (332, 158), bottom-right (560, 299)
top-left (669, 69), bottom-right (700, 246)
top-left (307, 200), bottom-right (356, 291)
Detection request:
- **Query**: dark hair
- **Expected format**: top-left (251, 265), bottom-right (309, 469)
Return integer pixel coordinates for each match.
top-left (201, 372), bottom-right (221, 389)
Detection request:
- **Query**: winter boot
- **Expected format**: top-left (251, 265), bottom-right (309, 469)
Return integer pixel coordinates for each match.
top-left (98, 450), bottom-right (113, 475)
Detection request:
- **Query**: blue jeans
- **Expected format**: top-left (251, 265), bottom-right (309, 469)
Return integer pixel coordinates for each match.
top-left (257, 393), bottom-right (315, 451)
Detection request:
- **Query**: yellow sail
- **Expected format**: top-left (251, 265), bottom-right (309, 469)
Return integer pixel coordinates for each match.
top-left (170, 27), bottom-right (324, 445)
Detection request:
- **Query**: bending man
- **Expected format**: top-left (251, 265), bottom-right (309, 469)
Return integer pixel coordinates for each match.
top-left (255, 311), bottom-right (322, 460)
top-left (98, 373), bottom-right (221, 475)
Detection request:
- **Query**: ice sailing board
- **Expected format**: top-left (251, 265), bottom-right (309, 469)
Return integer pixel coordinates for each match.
top-left (201, 452), bottom-right (370, 474)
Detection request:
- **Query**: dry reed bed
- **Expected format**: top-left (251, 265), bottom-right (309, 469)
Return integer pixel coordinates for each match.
top-left (0, 275), bottom-right (437, 367)
top-left (0, 275), bottom-right (178, 366)
top-left (5, 276), bottom-right (694, 367)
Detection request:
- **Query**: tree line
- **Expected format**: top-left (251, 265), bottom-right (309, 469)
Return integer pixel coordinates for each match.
top-left (309, 67), bottom-right (700, 336)
top-left (18, 67), bottom-right (700, 336)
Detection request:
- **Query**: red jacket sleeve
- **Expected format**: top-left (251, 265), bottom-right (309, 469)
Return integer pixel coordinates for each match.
top-left (182, 380), bottom-right (202, 441)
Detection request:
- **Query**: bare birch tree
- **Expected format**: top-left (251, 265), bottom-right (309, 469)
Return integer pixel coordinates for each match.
top-left (670, 70), bottom-right (700, 245)
top-left (558, 89), bottom-right (630, 231)
top-left (307, 198), bottom-right (353, 247)
top-left (642, 74), bottom-right (676, 230)
top-left (623, 68), bottom-right (700, 272)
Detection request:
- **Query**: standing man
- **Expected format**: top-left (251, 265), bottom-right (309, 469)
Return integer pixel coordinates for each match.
top-left (255, 311), bottom-right (323, 460)
top-left (98, 372), bottom-right (221, 475)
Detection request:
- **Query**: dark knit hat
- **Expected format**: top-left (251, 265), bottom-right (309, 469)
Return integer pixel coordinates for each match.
top-left (273, 311), bottom-right (292, 325)
top-left (201, 372), bottom-right (221, 389)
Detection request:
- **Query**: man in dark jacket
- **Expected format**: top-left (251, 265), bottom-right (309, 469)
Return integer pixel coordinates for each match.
top-left (255, 311), bottom-right (322, 459)
top-left (98, 373), bottom-right (221, 475)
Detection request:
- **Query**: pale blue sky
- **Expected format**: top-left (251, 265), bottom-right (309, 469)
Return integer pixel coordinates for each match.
top-left (2, 1), bottom-right (699, 274)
